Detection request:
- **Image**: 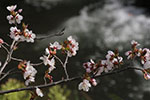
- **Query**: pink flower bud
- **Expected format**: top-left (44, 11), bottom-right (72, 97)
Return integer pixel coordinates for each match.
top-left (0, 38), bottom-right (4, 44)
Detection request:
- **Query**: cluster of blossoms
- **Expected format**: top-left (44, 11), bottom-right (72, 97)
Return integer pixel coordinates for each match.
top-left (40, 36), bottom-right (79, 82)
top-left (7, 5), bottom-right (23, 24)
top-left (7, 5), bottom-right (36, 42)
top-left (125, 40), bottom-right (150, 80)
top-left (5, 4), bottom-right (150, 99)
top-left (18, 61), bottom-right (37, 86)
top-left (62, 36), bottom-right (79, 57)
top-left (79, 50), bottom-right (123, 92)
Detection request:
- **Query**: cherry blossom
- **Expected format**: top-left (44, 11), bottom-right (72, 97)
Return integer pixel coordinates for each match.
top-left (66, 36), bottom-right (79, 57)
top-left (106, 50), bottom-right (115, 60)
top-left (0, 38), bottom-right (4, 48)
top-left (36, 87), bottom-right (44, 97)
top-left (78, 79), bottom-right (91, 92)
top-left (18, 9), bottom-right (23, 13)
top-left (125, 51), bottom-right (132, 59)
top-left (125, 40), bottom-right (141, 59)
top-left (48, 57), bottom-right (56, 73)
top-left (83, 59), bottom-right (95, 73)
top-left (23, 61), bottom-right (37, 86)
top-left (22, 29), bottom-right (36, 43)
top-left (7, 14), bottom-right (23, 24)
top-left (45, 48), bottom-right (51, 55)
top-left (100, 60), bottom-right (111, 73)
top-left (143, 61), bottom-right (150, 69)
top-left (90, 78), bottom-right (97, 86)
top-left (40, 56), bottom-right (56, 73)
top-left (40, 55), bottom-right (51, 66)
top-left (15, 14), bottom-right (23, 24)
top-left (10, 26), bottom-right (21, 41)
top-left (141, 48), bottom-right (150, 64)
top-left (106, 50), bottom-right (123, 65)
top-left (7, 15), bottom-right (16, 24)
top-left (50, 41), bottom-right (62, 50)
top-left (143, 70), bottom-right (150, 80)
top-left (6, 5), bottom-right (23, 24)
top-left (131, 40), bottom-right (140, 47)
top-left (7, 5), bottom-right (17, 12)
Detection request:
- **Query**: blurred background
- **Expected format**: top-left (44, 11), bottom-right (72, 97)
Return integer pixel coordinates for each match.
top-left (1, 0), bottom-right (150, 100)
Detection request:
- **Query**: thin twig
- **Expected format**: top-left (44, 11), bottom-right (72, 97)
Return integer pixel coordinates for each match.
top-left (31, 62), bottom-right (43, 66)
top-left (1, 45), bottom-right (9, 54)
top-left (0, 40), bottom-right (16, 76)
top-left (44, 77), bottom-right (47, 85)
top-left (0, 68), bottom-right (18, 81)
top-left (4, 42), bottom-right (10, 47)
top-left (0, 66), bottom-right (143, 95)
top-left (11, 57), bottom-right (23, 62)
top-left (54, 54), bottom-right (69, 79)
top-left (35, 27), bottom-right (65, 40)
top-left (63, 54), bottom-right (69, 79)
top-left (11, 57), bottom-right (43, 66)
top-left (53, 55), bottom-right (64, 66)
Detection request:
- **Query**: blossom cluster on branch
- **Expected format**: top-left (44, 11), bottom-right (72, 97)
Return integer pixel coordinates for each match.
top-left (0, 4), bottom-right (150, 99)
top-left (125, 40), bottom-right (150, 80)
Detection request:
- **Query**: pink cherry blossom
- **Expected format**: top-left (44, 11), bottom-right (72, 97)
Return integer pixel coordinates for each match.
top-left (23, 61), bottom-right (37, 86)
top-left (7, 14), bottom-right (23, 24)
top-left (50, 41), bottom-right (62, 50)
top-left (131, 40), bottom-right (140, 47)
top-left (10, 27), bottom-right (21, 41)
top-left (125, 50), bottom-right (132, 59)
top-left (143, 71), bottom-right (150, 80)
top-left (78, 79), bottom-right (91, 92)
top-left (22, 29), bottom-right (36, 43)
top-left (6, 5), bottom-right (23, 24)
top-left (141, 48), bottom-right (150, 64)
top-left (67, 36), bottom-right (79, 57)
top-left (0, 38), bottom-right (4, 48)
top-left (40, 55), bottom-right (51, 66)
top-left (48, 57), bottom-right (56, 73)
top-left (15, 14), bottom-right (23, 24)
top-left (7, 5), bottom-right (17, 12)
top-left (18, 9), bottom-right (23, 13)
top-left (83, 59), bottom-right (95, 73)
top-left (106, 50), bottom-right (115, 60)
top-left (90, 78), bottom-right (97, 86)
top-left (7, 15), bottom-right (15, 24)
top-left (143, 61), bottom-right (150, 69)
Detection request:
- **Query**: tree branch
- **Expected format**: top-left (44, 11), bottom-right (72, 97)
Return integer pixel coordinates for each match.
top-left (63, 54), bottom-right (69, 79)
top-left (0, 66), bottom-right (143, 95)
top-left (0, 40), bottom-right (16, 76)
top-left (0, 68), bottom-right (17, 81)
top-left (54, 54), bottom-right (69, 79)
top-left (35, 28), bottom-right (65, 40)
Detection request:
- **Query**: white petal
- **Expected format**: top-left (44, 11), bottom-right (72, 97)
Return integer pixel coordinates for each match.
top-left (36, 88), bottom-right (44, 97)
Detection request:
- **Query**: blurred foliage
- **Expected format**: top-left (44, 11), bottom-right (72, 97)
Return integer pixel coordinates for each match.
top-left (48, 85), bottom-right (86, 100)
top-left (0, 78), bottom-right (30, 100)
top-left (108, 93), bottom-right (124, 100)
top-left (48, 85), bottom-right (71, 100)
top-left (0, 78), bottom-right (86, 100)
